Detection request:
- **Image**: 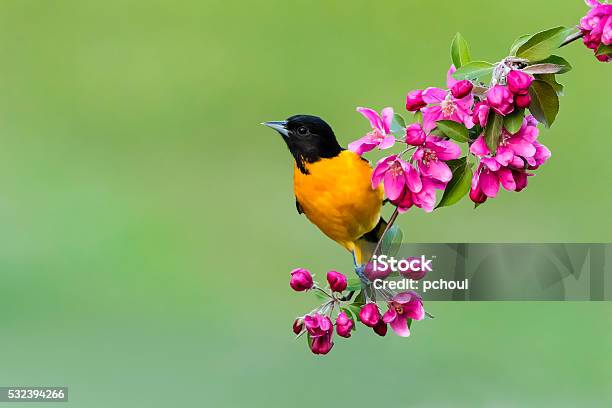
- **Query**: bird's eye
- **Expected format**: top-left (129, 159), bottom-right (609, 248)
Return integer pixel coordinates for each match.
top-left (297, 126), bottom-right (308, 135)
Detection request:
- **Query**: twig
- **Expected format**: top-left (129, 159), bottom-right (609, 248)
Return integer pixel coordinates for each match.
top-left (369, 207), bottom-right (400, 263)
top-left (560, 30), bottom-right (584, 48)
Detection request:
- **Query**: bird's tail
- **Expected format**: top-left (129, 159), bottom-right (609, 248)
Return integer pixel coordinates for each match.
top-left (354, 217), bottom-right (388, 265)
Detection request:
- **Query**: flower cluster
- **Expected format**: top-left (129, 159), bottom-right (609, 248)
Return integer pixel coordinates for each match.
top-left (289, 267), bottom-right (426, 355)
top-left (580, 0), bottom-right (612, 62)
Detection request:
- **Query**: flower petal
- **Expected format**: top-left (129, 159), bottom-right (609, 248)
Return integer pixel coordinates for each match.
top-left (378, 134), bottom-right (396, 150)
top-left (356, 107), bottom-right (383, 131)
top-left (381, 107), bottom-right (394, 134)
top-left (389, 316), bottom-right (411, 337)
top-left (422, 87), bottom-right (448, 103)
top-left (382, 307), bottom-right (397, 324)
top-left (384, 168), bottom-right (406, 201)
top-left (480, 170), bottom-right (500, 197)
top-left (498, 168), bottom-right (517, 191)
top-left (348, 135), bottom-right (376, 156)
top-left (470, 135), bottom-right (490, 156)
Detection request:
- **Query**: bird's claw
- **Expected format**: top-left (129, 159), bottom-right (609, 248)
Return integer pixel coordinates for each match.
top-left (354, 264), bottom-right (371, 285)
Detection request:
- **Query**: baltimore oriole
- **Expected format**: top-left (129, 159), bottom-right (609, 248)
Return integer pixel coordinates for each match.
top-left (264, 115), bottom-right (387, 271)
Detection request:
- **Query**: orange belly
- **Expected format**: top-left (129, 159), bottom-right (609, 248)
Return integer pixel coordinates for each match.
top-left (293, 150), bottom-right (383, 252)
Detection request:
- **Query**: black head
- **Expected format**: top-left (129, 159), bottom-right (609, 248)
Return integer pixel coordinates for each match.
top-left (263, 115), bottom-right (343, 174)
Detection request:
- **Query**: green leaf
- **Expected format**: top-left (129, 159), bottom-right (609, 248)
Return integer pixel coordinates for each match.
top-left (352, 290), bottom-right (366, 307)
top-left (435, 120), bottom-right (469, 142)
top-left (380, 225), bottom-right (402, 258)
top-left (596, 43), bottom-right (612, 57)
top-left (509, 34), bottom-right (531, 56)
top-left (414, 110), bottom-right (423, 124)
top-left (452, 61), bottom-right (495, 81)
top-left (390, 113), bottom-right (406, 134)
top-left (484, 111), bottom-right (503, 154)
top-left (533, 55), bottom-right (572, 73)
top-left (522, 64), bottom-right (565, 74)
top-left (346, 277), bottom-right (362, 291)
top-left (534, 74), bottom-right (564, 96)
top-left (528, 80), bottom-right (560, 128)
top-left (516, 26), bottom-right (573, 61)
top-left (436, 157), bottom-right (473, 209)
top-left (503, 108), bottom-right (524, 134)
top-left (450, 32), bottom-right (471, 68)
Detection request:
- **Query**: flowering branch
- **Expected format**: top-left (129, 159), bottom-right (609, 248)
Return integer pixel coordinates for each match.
top-left (287, 0), bottom-right (610, 356)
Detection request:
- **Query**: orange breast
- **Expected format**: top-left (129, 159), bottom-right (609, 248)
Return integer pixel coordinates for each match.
top-left (293, 150), bottom-right (383, 252)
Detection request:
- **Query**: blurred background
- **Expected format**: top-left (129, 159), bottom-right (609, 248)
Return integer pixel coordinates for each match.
top-left (0, 0), bottom-right (610, 406)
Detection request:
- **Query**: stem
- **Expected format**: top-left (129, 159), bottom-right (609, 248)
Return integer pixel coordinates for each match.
top-left (369, 207), bottom-right (400, 263)
top-left (560, 30), bottom-right (584, 48)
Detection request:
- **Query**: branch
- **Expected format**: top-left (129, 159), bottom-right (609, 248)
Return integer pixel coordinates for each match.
top-left (369, 207), bottom-right (400, 264)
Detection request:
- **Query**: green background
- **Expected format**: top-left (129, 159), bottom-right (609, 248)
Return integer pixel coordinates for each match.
top-left (0, 0), bottom-right (610, 406)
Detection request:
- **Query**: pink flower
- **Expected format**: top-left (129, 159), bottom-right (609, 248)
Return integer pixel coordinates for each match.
top-left (580, 0), bottom-right (612, 62)
top-left (421, 65), bottom-right (474, 131)
top-left (472, 101), bottom-right (490, 127)
top-left (405, 123), bottom-right (427, 146)
top-left (506, 70), bottom-right (533, 95)
top-left (486, 85), bottom-right (514, 116)
top-left (335, 312), bottom-right (353, 338)
top-left (359, 303), bottom-right (381, 327)
top-left (289, 268), bottom-right (313, 291)
top-left (304, 313), bottom-right (334, 355)
top-left (371, 155), bottom-right (423, 202)
top-left (382, 291), bottom-right (425, 337)
top-left (469, 115), bottom-right (550, 203)
top-left (348, 107), bottom-right (396, 155)
top-left (451, 80), bottom-right (474, 99)
top-left (399, 257), bottom-right (428, 280)
top-left (406, 90), bottom-right (426, 111)
top-left (326, 270), bottom-right (347, 292)
top-left (413, 135), bottom-right (462, 184)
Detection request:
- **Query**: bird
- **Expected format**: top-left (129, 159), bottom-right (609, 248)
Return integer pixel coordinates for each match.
top-left (263, 115), bottom-right (387, 279)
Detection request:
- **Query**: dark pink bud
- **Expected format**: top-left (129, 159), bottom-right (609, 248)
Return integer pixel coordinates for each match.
top-left (472, 101), bottom-right (490, 127)
top-left (486, 85), bottom-right (514, 116)
top-left (310, 333), bottom-right (334, 355)
top-left (405, 90), bottom-right (426, 111)
top-left (450, 80), bottom-right (473, 99)
top-left (326, 270), bottom-right (347, 292)
top-left (515, 93), bottom-right (531, 109)
top-left (512, 170), bottom-right (529, 192)
top-left (469, 186), bottom-right (487, 204)
top-left (359, 303), bottom-right (381, 327)
top-left (293, 318), bottom-right (304, 335)
top-left (289, 268), bottom-right (313, 292)
top-left (399, 257), bottom-right (428, 280)
top-left (364, 261), bottom-right (391, 281)
top-left (506, 70), bottom-right (533, 95)
top-left (405, 123), bottom-right (426, 146)
top-left (335, 312), bottom-right (353, 338)
top-left (373, 319), bottom-right (387, 336)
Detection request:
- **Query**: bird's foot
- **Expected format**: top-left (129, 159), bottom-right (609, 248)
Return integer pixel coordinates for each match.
top-left (354, 264), bottom-right (371, 285)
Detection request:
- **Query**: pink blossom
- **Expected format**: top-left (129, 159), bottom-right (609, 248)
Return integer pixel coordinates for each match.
top-left (335, 312), bottom-right (353, 338)
top-left (382, 291), bottom-right (425, 337)
top-left (580, 0), bottom-right (612, 62)
top-left (348, 107), bottom-right (396, 155)
top-left (413, 135), bottom-right (462, 183)
top-left (405, 90), bottom-right (426, 111)
top-left (371, 155), bottom-right (423, 202)
top-left (326, 270), bottom-right (347, 292)
top-left (399, 257), bottom-right (428, 280)
top-left (359, 303), bottom-right (381, 327)
top-left (405, 123), bottom-right (427, 146)
top-left (506, 70), bottom-right (533, 95)
top-left (421, 66), bottom-right (474, 131)
top-left (304, 313), bottom-right (334, 355)
top-left (486, 85), bottom-right (514, 116)
top-left (373, 320), bottom-right (388, 336)
top-left (289, 268), bottom-right (313, 291)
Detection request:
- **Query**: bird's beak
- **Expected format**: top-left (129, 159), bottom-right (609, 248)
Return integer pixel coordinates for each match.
top-left (262, 121), bottom-right (289, 137)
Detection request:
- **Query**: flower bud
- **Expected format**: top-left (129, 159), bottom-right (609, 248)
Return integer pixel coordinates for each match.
top-left (486, 85), bottom-right (514, 116)
top-left (335, 312), bottom-right (353, 338)
top-left (506, 70), bottom-right (533, 95)
top-left (515, 93), bottom-right (532, 109)
top-left (293, 318), bottom-right (304, 335)
top-left (359, 303), bottom-right (381, 327)
top-left (399, 257), bottom-right (428, 280)
top-left (405, 90), bottom-right (426, 111)
top-left (472, 101), bottom-right (490, 127)
top-left (326, 270), bottom-right (347, 292)
top-left (373, 319), bottom-right (388, 336)
top-left (289, 268), bottom-right (313, 291)
top-left (450, 80), bottom-right (473, 99)
top-left (364, 261), bottom-right (391, 281)
top-left (469, 187), bottom-right (487, 204)
top-left (405, 123), bottom-right (426, 146)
